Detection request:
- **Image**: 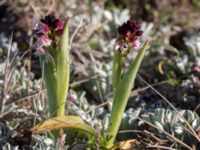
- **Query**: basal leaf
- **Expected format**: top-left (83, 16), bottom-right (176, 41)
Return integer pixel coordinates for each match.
top-left (32, 115), bottom-right (95, 137)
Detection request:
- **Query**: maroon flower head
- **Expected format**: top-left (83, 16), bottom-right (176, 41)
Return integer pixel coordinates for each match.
top-left (34, 13), bottom-right (64, 55)
top-left (116, 19), bottom-right (143, 56)
top-left (40, 13), bottom-right (64, 35)
top-left (118, 19), bottom-right (143, 37)
top-left (41, 13), bottom-right (59, 29)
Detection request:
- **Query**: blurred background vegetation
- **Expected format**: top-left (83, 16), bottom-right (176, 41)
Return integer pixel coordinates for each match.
top-left (0, 0), bottom-right (200, 149)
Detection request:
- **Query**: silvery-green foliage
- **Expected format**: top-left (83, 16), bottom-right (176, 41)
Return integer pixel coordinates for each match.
top-left (85, 60), bottom-right (112, 101)
top-left (91, 4), bottom-right (104, 26)
top-left (0, 33), bottom-right (18, 55)
top-left (161, 30), bottom-right (200, 75)
top-left (67, 89), bottom-right (143, 133)
top-left (184, 31), bottom-right (200, 64)
top-left (120, 108), bottom-right (142, 130)
top-left (32, 134), bottom-right (70, 150)
top-left (174, 53), bottom-right (190, 74)
top-left (1, 143), bottom-right (18, 150)
top-left (141, 22), bottom-right (154, 38)
top-left (0, 33), bottom-right (45, 114)
top-left (0, 33), bottom-right (18, 88)
top-left (32, 134), bottom-right (71, 150)
top-left (0, 33), bottom-right (48, 148)
top-left (0, 122), bottom-right (11, 145)
top-left (104, 9), bottom-right (130, 32)
top-left (175, 74), bottom-right (200, 107)
top-left (141, 108), bottom-right (200, 147)
top-left (67, 90), bottom-right (107, 130)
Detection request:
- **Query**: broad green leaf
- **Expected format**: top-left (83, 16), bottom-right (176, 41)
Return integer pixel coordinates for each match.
top-left (32, 116), bottom-right (95, 137)
top-left (106, 42), bottom-right (149, 145)
top-left (55, 21), bottom-right (70, 117)
top-left (41, 56), bottom-right (58, 117)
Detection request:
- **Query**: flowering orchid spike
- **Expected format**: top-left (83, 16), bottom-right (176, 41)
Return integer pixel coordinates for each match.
top-left (34, 13), bottom-right (69, 118)
top-left (115, 19), bottom-right (143, 56)
top-left (34, 13), bottom-right (64, 58)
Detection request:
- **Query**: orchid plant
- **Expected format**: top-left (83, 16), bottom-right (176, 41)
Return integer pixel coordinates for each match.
top-left (34, 13), bottom-right (68, 117)
top-left (32, 13), bottom-right (95, 140)
top-left (106, 19), bottom-right (148, 146)
top-left (32, 13), bottom-right (148, 149)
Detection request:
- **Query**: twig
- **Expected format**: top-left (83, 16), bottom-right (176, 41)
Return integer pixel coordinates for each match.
top-left (5, 88), bottom-right (44, 105)
top-left (144, 130), bottom-right (168, 144)
top-left (118, 129), bottom-right (167, 144)
top-left (147, 145), bottom-right (178, 150)
top-left (130, 79), bottom-right (173, 97)
top-left (70, 75), bottom-right (99, 88)
top-left (193, 104), bottom-right (200, 112)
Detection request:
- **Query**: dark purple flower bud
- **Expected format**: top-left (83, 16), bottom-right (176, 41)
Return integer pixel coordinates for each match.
top-left (118, 19), bottom-right (142, 37)
top-left (41, 13), bottom-right (59, 29)
top-left (135, 30), bottom-right (143, 36)
top-left (128, 20), bottom-right (140, 31)
top-left (118, 25), bottom-right (128, 36)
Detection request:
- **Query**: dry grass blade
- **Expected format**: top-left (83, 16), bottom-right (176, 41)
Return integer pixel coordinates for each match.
top-left (138, 117), bottom-right (193, 150)
top-left (70, 75), bottom-right (99, 88)
top-left (137, 74), bottom-right (200, 142)
top-left (193, 104), bottom-right (200, 112)
top-left (147, 145), bottom-right (178, 150)
top-left (130, 79), bottom-right (174, 97)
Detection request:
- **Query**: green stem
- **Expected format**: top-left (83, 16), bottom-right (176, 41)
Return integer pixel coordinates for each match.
top-left (112, 51), bottom-right (123, 90)
top-left (106, 42), bottom-right (149, 145)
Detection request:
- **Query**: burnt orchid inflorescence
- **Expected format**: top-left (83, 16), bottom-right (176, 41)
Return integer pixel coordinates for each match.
top-left (34, 13), bottom-right (64, 55)
top-left (116, 19), bottom-right (143, 56)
